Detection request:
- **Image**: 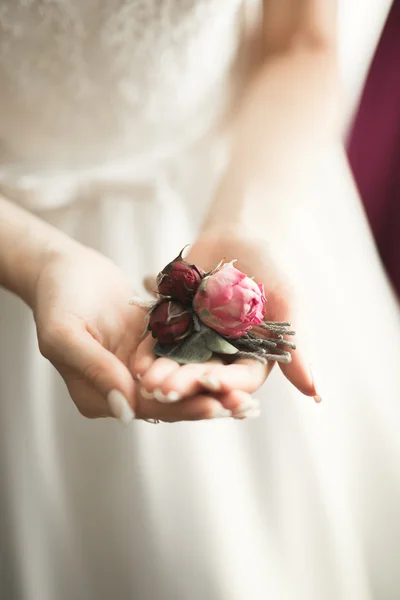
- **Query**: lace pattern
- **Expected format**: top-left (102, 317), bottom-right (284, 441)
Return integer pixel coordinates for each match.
top-left (0, 0), bottom-right (245, 168)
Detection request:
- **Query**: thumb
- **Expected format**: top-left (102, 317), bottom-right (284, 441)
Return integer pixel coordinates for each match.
top-left (143, 275), bottom-right (158, 298)
top-left (59, 329), bottom-right (137, 423)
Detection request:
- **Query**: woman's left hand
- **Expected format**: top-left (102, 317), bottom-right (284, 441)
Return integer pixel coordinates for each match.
top-left (133, 229), bottom-right (321, 411)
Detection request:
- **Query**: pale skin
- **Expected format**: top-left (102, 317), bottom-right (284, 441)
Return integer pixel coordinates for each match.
top-left (0, 0), bottom-right (338, 423)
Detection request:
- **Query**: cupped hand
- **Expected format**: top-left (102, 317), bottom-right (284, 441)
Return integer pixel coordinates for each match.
top-left (134, 228), bottom-right (321, 407)
top-left (32, 243), bottom-right (254, 423)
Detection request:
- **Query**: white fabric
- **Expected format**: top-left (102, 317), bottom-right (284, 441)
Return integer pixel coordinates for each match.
top-left (0, 2), bottom-right (399, 600)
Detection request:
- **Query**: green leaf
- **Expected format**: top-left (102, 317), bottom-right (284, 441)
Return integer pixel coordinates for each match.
top-left (154, 336), bottom-right (212, 365)
top-left (203, 331), bottom-right (239, 355)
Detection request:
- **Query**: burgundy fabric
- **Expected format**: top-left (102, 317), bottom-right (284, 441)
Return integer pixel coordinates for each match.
top-left (347, 0), bottom-right (400, 297)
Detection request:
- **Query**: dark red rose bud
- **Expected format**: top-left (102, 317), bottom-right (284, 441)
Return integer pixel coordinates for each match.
top-left (156, 249), bottom-right (204, 304)
top-left (149, 300), bottom-right (193, 345)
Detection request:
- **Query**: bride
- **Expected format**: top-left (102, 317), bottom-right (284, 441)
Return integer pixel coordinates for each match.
top-left (0, 1), bottom-right (399, 599)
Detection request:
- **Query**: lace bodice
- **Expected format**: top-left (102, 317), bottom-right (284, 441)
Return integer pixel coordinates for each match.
top-left (0, 1), bottom-right (391, 212)
top-left (0, 0), bottom-right (250, 171)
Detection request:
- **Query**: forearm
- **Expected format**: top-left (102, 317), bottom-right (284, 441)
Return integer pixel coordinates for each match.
top-left (0, 196), bottom-right (79, 306)
top-left (205, 21), bottom-right (340, 234)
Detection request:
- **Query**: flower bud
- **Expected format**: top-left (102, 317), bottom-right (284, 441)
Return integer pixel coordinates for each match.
top-left (149, 300), bottom-right (193, 345)
top-left (157, 250), bottom-right (204, 304)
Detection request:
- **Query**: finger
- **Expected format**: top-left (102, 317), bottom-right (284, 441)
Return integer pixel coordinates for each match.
top-left (135, 389), bottom-right (258, 422)
top-left (198, 358), bottom-right (274, 395)
top-left (143, 275), bottom-right (158, 298)
top-left (157, 358), bottom-right (271, 403)
top-left (140, 357), bottom-right (181, 401)
top-left (136, 391), bottom-right (228, 422)
top-left (132, 333), bottom-right (157, 377)
top-left (256, 295), bottom-right (319, 400)
top-left (157, 358), bottom-right (223, 402)
top-left (46, 326), bottom-right (136, 423)
top-left (218, 389), bottom-right (262, 419)
top-left (279, 347), bottom-right (320, 401)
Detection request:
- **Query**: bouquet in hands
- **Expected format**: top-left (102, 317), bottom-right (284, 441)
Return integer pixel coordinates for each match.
top-left (132, 248), bottom-right (296, 365)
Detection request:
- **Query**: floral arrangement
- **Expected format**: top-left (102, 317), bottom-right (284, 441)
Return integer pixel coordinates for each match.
top-left (131, 248), bottom-right (296, 365)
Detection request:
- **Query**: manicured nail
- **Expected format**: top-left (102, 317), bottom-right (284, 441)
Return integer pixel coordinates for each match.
top-left (152, 388), bottom-right (180, 403)
top-left (209, 404), bottom-right (232, 419)
top-left (309, 365), bottom-right (323, 403)
top-left (166, 391), bottom-right (181, 402)
top-left (141, 387), bottom-right (154, 400)
top-left (233, 398), bottom-right (260, 416)
top-left (199, 376), bottom-right (221, 392)
top-left (154, 388), bottom-right (168, 403)
top-left (234, 407), bottom-right (261, 420)
top-left (107, 390), bottom-right (135, 425)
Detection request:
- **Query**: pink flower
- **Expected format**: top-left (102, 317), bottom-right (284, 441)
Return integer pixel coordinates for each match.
top-left (193, 262), bottom-right (266, 338)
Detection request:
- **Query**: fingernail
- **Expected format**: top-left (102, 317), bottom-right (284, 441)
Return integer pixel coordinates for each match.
top-left (140, 387), bottom-right (154, 400)
top-left (309, 365), bottom-right (323, 403)
top-left (199, 376), bottom-right (221, 392)
top-left (209, 404), bottom-right (232, 419)
top-left (107, 390), bottom-right (135, 425)
top-left (153, 389), bottom-right (181, 403)
top-left (154, 388), bottom-right (168, 403)
top-left (234, 407), bottom-right (261, 420)
top-left (133, 373), bottom-right (142, 382)
top-left (233, 398), bottom-right (260, 416)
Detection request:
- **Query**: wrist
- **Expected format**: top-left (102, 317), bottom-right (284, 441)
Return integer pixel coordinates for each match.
top-left (0, 197), bottom-right (80, 307)
top-left (6, 230), bottom-right (79, 309)
top-left (201, 167), bottom-right (294, 242)
top-left (202, 138), bottom-right (337, 243)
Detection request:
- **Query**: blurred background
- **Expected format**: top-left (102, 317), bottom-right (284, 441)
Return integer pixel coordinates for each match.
top-left (342, 0), bottom-right (399, 299)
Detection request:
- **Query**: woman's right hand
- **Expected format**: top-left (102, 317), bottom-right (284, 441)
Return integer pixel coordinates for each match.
top-left (32, 242), bottom-right (254, 424)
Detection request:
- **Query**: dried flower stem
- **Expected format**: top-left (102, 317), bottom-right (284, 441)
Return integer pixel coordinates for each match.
top-left (228, 330), bottom-right (293, 364)
top-left (232, 351), bottom-right (292, 365)
top-left (259, 322), bottom-right (296, 336)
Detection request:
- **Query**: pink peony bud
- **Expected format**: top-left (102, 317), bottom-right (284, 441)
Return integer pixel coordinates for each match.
top-left (156, 250), bottom-right (204, 304)
top-left (193, 263), bottom-right (266, 338)
top-left (149, 300), bottom-right (193, 345)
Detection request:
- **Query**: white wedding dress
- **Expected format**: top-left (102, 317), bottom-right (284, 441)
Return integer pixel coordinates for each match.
top-left (0, 2), bottom-right (399, 599)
